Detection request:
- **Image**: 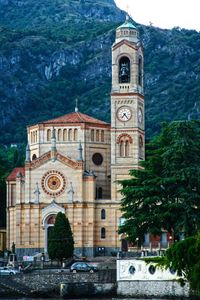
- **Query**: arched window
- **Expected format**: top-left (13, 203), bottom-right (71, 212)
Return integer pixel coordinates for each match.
top-left (57, 129), bottom-right (62, 141)
top-left (68, 129), bottom-right (72, 141)
top-left (96, 130), bottom-right (99, 142)
top-left (33, 132), bottom-right (35, 143)
top-left (139, 135), bottom-right (143, 148)
top-left (117, 134), bottom-right (132, 157)
top-left (125, 140), bottom-right (129, 157)
top-left (119, 56), bottom-right (130, 83)
top-left (74, 129), bottom-right (78, 141)
top-left (120, 141), bottom-right (123, 157)
top-left (96, 187), bottom-right (103, 199)
top-left (101, 209), bottom-right (106, 220)
top-left (91, 129), bottom-right (94, 142)
top-left (139, 135), bottom-right (144, 158)
top-left (101, 228), bottom-right (106, 239)
top-left (101, 130), bottom-right (104, 142)
top-left (138, 56), bottom-right (143, 86)
top-left (47, 129), bottom-right (51, 141)
top-left (98, 187), bottom-right (103, 199)
top-left (32, 154), bottom-right (37, 160)
top-left (63, 129), bottom-right (67, 141)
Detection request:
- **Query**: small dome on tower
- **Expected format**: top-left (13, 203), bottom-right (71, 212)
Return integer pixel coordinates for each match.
top-left (116, 15), bottom-right (139, 44)
top-left (117, 15), bottom-right (137, 30)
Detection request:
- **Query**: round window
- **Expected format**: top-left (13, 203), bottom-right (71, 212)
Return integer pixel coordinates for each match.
top-left (92, 153), bottom-right (103, 166)
top-left (41, 170), bottom-right (66, 196)
top-left (129, 265), bottom-right (136, 275)
top-left (148, 265), bottom-right (156, 275)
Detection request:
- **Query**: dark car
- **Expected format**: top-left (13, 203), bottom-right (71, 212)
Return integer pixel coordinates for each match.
top-left (70, 262), bottom-right (98, 273)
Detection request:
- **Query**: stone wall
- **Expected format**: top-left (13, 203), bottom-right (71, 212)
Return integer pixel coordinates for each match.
top-left (0, 269), bottom-right (116, 298)
top-left (117, 258), bottom-right (190, 298)
top-left (0, 267), bottom-right (191, 298)
top-left (117, 280), bottom-right (190, 298)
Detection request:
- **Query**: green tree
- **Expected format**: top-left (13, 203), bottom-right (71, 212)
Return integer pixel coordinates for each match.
top-left (119, 120), bottom-right (200, 244)
top-left (148, 233), bottom-right (200, 295)
top-left (48, 212), bottom-right (74, 264)
top-left (143, 234), bottom-right (200, 295)
top-left (166, 234), bottom-right (200, 292)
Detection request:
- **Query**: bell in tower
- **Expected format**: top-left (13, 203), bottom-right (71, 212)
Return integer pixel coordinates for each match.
top-left (119, 57), bottom-right (130, 83)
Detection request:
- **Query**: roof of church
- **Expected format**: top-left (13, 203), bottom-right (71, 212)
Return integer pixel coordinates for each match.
top-left (40, 111), bottom-right (110, 126)
top-left (7, 167), bottom-right (25, 181)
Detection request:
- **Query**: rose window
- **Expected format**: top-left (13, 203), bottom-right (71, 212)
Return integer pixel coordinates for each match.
top-left (41, 170), bottom-right (66, 196)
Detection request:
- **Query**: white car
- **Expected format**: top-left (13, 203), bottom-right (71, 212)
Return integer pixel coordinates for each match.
top-left (0, 267), bottom-right (20, 275)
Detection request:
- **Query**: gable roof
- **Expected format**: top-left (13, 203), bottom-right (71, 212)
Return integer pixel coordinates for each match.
top-left (7, 167), bottom-right (25, 181)
top-left (39, 112), bottom-right (110, 126)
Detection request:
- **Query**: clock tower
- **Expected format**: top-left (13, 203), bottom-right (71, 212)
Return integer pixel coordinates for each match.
top-left (111, 16), bottom-right (145, 201)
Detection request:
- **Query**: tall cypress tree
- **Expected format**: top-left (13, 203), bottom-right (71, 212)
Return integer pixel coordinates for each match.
top-left (48, 212), bottom-right (74, 263)
top-left (119, 120), bottom-right (200, 244)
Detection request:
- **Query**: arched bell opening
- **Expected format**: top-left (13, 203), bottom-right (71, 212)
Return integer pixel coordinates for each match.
top-left (138, 56), bottom-right (143, 86)
top-left (119, 56), bottom-right (130, 83)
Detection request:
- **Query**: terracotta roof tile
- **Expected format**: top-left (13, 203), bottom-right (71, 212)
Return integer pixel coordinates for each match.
top-left (39, 112), bottom-right (110, 126)
top-left (7, 167), bottom-right (25, 181)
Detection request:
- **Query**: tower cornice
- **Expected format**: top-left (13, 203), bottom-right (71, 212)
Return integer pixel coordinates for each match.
top-left (111, 92), bottom-right (144, 100)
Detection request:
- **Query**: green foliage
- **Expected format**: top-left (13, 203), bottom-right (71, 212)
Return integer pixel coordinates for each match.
top-left (152, 234), bottom-right (200, 293)
top-left (0, 145), bottom-right (25, 227)
top-left (48, 212), bottom-right (74, 263)
top-left (119, 120), bottom-right (200, 244)
top-left (1, 0), bottom-right (200, 145)
top-left (141, 224), bottom-right (200, 293)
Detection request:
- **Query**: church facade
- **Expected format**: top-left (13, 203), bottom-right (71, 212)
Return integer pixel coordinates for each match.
top-left (6, 18), bottom-right (145, 257)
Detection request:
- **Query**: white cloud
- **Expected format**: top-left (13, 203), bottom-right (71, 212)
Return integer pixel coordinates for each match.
top-left (114, 0), bottom-right (200, 31)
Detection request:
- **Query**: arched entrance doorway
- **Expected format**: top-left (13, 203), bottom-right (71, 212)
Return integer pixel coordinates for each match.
top-left (44, 215), bottom-right (56, 253)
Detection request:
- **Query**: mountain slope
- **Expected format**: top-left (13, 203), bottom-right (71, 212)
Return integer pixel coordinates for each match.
top-left (0, 0), bottom-right (200, 143)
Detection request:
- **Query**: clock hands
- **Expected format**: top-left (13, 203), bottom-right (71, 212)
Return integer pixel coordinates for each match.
top-left (117, 107), bottom-right (131, 122)
top-left (122, 112), bottom-right (129, 119)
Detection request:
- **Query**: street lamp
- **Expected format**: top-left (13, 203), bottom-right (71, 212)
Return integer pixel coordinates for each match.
top-left (136, 237), bottom-right (139, 252)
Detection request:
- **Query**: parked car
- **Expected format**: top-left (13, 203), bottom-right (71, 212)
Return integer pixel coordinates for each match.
top-left (70, 262), bottom-right (98, 273)
top-left (0, 266), bottom-right (20, 275)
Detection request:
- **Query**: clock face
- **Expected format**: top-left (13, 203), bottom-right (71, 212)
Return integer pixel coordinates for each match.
top-left (117, 107), bottom-right (132, 122)
top-left (138, 108), bottom-right (143, 124)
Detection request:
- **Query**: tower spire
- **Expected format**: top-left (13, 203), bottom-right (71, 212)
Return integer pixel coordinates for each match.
top-left (75, 98), bottom-right (78, 112)
top-left (126, 3), bottom-right (130, 20)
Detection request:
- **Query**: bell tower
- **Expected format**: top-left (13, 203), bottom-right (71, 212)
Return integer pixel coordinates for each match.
top-left (111, 16), bottom-right (145, 201)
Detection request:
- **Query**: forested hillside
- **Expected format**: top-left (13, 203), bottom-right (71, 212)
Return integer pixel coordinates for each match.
top-left (0, 0), bottom-right (200, 144)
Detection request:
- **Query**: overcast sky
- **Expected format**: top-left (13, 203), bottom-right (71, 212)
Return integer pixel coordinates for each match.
top-left (114, 0), bottom-right (200, 31)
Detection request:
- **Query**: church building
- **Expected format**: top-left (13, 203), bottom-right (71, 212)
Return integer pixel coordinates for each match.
top-left (6, 17), bottom-right (144, 257)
